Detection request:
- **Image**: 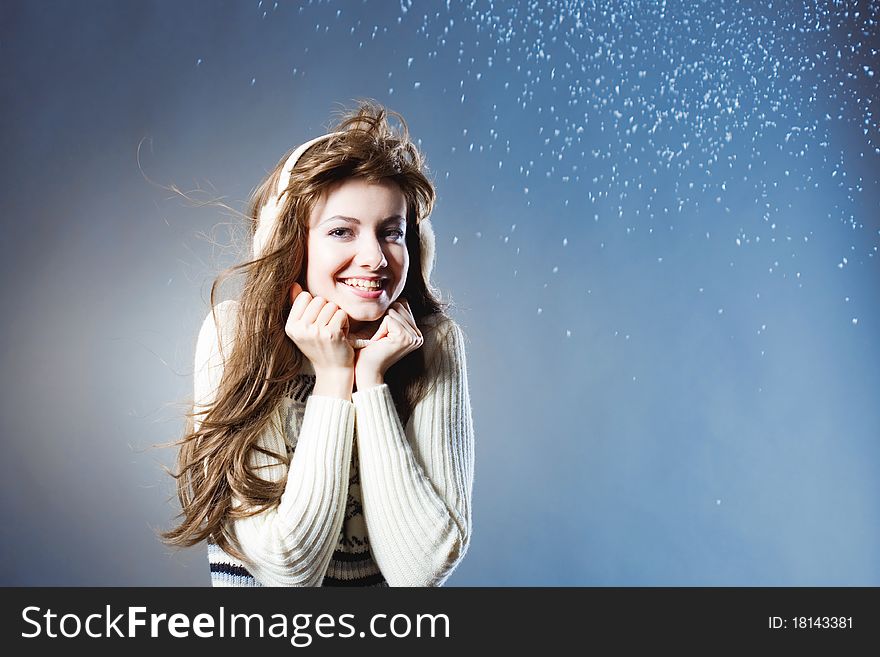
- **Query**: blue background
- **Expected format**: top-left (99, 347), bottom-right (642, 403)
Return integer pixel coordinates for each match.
top-left (1, 0), bottom-right (877, 585)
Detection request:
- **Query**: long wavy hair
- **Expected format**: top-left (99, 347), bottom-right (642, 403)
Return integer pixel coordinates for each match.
top-left (162, 100), bottom-right (450, 562)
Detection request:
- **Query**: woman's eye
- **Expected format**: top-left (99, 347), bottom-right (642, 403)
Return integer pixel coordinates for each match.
top-left (328, 227), bottom-right (403, 240)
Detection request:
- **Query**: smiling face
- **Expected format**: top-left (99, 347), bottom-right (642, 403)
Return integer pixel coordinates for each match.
top-left (304, 177), bottom-right (409, 337)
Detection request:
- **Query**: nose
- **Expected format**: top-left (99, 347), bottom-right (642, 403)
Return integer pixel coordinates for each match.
top-left (355, 236), bottom-right (388, 270)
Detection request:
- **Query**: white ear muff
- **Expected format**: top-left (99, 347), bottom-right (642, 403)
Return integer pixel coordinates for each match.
top-left (252, 132), bottom-right (341, 259)
top-left (418, 217), bottom-right (436, 285)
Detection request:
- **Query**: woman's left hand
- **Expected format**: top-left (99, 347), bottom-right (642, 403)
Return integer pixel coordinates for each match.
top-left (354, 299), bottom-right (423, 383)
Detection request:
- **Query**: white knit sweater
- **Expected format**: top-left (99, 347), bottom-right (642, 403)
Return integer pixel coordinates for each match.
top-left (192, 300), bottom-right (474, 587)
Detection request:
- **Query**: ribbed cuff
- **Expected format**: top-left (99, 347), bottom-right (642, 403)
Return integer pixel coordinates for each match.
top-left (351, 384), bottom-right (406, 455)
top-left (352, 383), bottom-right (455, 585)
top-left (277, 394), bottom-right (355, 526)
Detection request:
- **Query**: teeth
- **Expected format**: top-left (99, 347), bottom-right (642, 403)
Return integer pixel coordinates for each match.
top-left (342, 278), bottom-right (382, 289)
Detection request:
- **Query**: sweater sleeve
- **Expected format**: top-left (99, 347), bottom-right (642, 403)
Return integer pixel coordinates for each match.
top-left (193, 300), bottom-right (355, 587)
top-left (351, 319), bottom-right (475, 586)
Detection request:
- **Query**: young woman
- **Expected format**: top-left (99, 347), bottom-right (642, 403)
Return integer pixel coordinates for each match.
top-left (163, 101), bottom-right (475, 587)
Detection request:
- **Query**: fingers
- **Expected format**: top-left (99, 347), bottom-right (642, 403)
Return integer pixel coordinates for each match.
top-left (291, 283), bottom-right (347, 330)
top-left (289, 285), bottom-right (417, 347)
top-left (385, 311), bottom-right (423, 348)
top-left (290, 283), bottom-right (313, 319)
top-left (289, 283), bottom-right (345, 331)
top-left (301, 295), bottom-right (330, 324)
top-left (328, 309), bottom-right (349, 334)
top-left (369, 315), bottom-right (390, 341)
top-left (315, 300), bottom-right (339, 327)
top-left (398, 299), bottom-right (419, 332)
top-left (385, 308), bottom-right (406, 334)
top-left (388, 301), bottom-right (421, 336)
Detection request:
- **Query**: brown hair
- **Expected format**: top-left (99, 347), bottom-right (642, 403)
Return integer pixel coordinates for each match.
top-left (161, 100), bottom-right (450, 561)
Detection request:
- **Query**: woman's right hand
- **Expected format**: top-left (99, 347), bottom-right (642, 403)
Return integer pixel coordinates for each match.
top-left (286, 282), bottom-right (355, 374)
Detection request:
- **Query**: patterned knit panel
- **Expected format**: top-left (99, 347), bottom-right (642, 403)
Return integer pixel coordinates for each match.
top-left (207, 541), bottom-right (263, 587)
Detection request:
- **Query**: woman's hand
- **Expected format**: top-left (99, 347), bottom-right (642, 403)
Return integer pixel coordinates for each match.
top-left (286, 282), bottom-right (355, 375)
top-left (354, 299), bottom-right (423, 386)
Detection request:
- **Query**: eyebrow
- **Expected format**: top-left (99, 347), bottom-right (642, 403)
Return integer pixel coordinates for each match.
top-left (319, 214), bottom-right (406, 227)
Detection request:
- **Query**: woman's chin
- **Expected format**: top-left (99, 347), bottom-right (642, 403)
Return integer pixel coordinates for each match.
top-left (342, 307), bottom-right (384, 323)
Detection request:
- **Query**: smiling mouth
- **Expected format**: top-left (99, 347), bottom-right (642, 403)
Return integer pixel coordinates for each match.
top-left (337, 279), bottom-right (386, 298)
top-left (337, 278), bottom-right (386, 290)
